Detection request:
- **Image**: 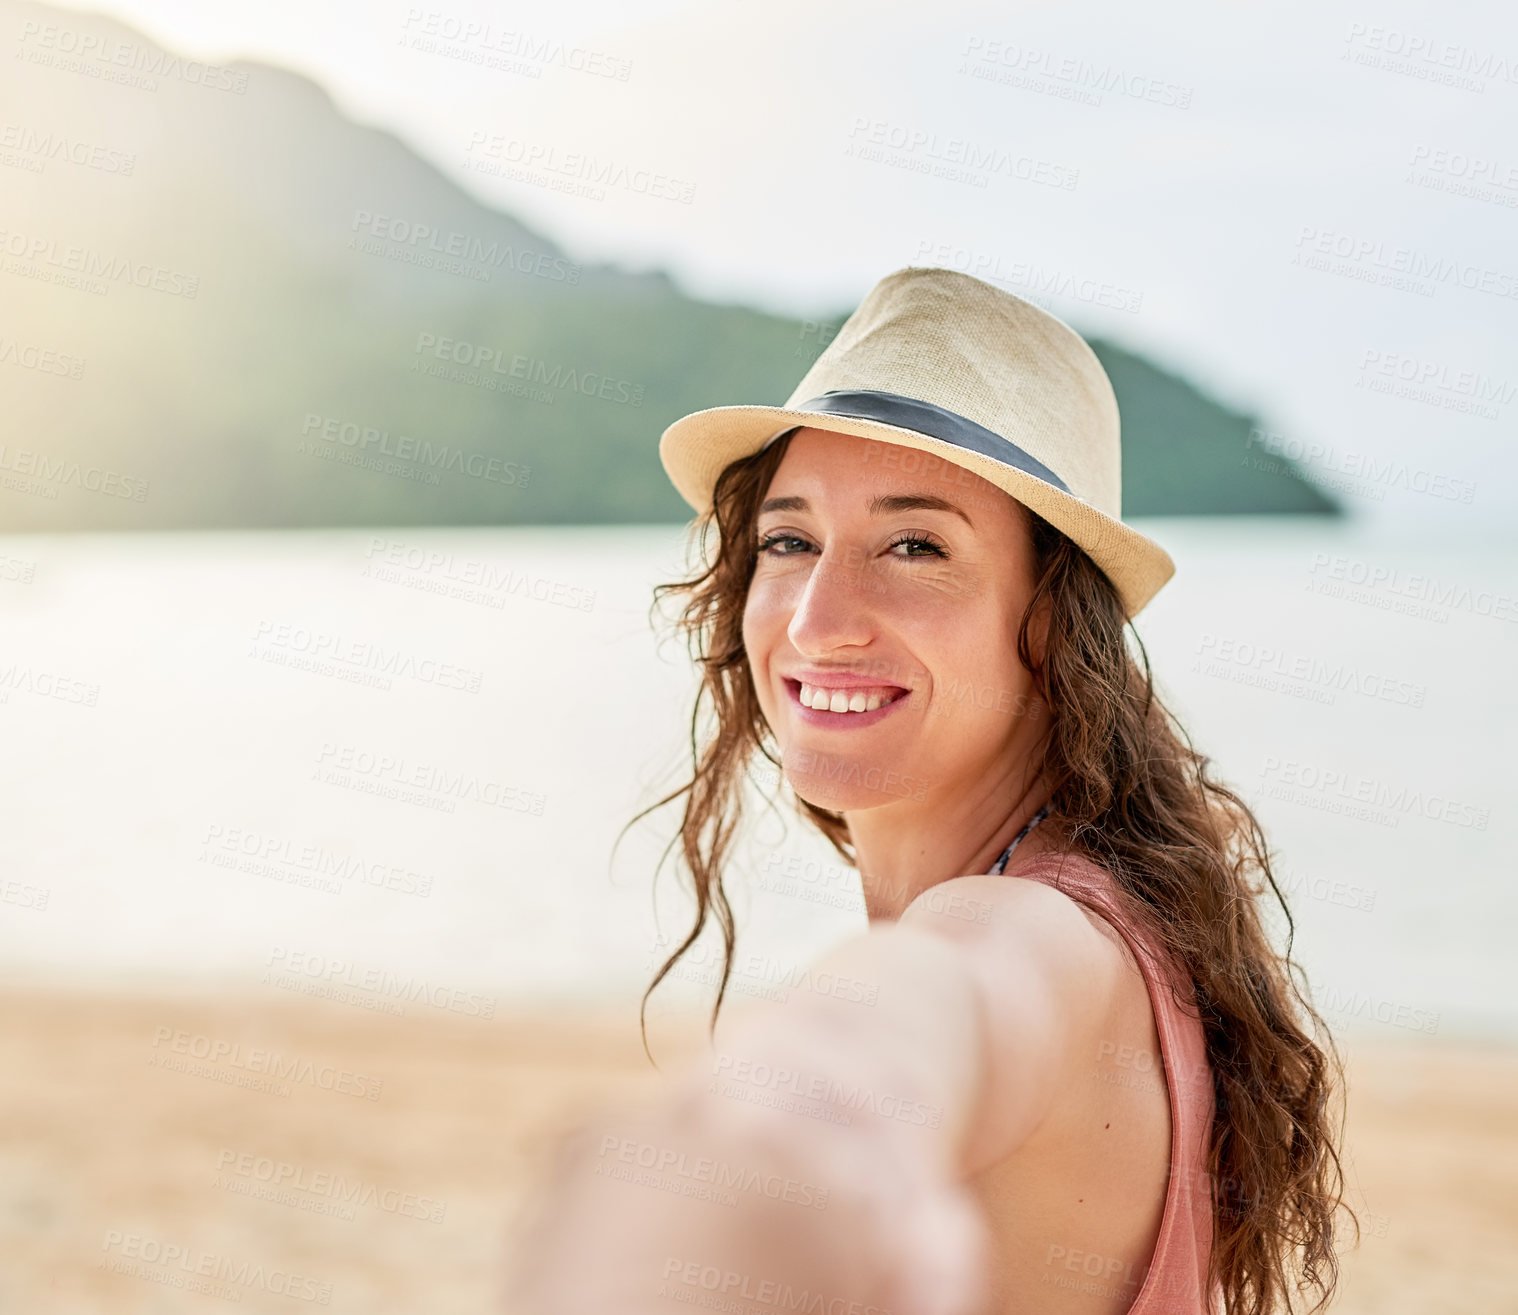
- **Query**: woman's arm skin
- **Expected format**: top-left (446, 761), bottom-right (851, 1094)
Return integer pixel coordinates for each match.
top-left (504, 876), bottom-right (1129, 1315)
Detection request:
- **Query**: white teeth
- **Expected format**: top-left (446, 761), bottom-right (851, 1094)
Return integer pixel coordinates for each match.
top-left (797, 683), bottom-right (900, 714)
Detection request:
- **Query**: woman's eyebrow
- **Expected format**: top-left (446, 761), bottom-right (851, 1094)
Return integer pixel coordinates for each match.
top-left (870, 492), bottom-right (974, 527)
top-left (758, 492), bottom-right (974, 527)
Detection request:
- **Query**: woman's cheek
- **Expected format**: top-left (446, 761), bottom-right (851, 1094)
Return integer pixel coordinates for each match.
top-left (742, 586), bottom-right (779, 652)
top-left (930, 648), bottom-right (1032, 735)
top-left (742, 597), bottom-right (783, 704)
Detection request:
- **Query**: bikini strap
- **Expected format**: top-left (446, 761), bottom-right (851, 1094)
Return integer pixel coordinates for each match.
top-left (987, 803), bottom-right (1050, 876)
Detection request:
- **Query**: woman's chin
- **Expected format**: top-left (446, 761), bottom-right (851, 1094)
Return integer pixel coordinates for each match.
top-left (782, 759), bottom-right (928, 814)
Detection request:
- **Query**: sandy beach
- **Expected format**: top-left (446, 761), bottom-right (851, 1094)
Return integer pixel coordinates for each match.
top-left (1, 986), bottom-right (1513, 1313)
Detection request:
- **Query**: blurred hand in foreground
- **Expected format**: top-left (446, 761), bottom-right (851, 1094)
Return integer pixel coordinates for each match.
top-left (502, 1067), bottom-right (992, 1315)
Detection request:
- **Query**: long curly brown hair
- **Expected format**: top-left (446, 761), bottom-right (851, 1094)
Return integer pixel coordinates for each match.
top-left (622, 427), bottom-right (1353, 1315)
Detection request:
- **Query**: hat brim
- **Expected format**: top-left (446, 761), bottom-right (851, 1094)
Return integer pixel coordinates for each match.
top-left (659, 404), bottom-right (1175, 618)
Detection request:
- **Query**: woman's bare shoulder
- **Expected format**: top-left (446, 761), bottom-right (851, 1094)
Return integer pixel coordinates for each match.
top-left (898, 872), bottom-right (1145, 1166)
top-left (900, 867), bottom-right (1130, 981)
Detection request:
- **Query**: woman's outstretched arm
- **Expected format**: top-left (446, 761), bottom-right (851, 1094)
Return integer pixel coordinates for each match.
top-left (503, 875), bottom-right (1127, 1315)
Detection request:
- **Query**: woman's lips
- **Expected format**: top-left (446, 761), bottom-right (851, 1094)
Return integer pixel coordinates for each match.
top-left (783, 678), bottom-right (910, 728)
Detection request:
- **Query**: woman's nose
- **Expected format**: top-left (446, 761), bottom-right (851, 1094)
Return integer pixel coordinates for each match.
top-left (785, 546), bottom-right (883, 656)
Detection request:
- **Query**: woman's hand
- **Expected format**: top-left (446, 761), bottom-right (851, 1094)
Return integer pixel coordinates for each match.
top-left (503, 1070), bottom-right (993, 1315)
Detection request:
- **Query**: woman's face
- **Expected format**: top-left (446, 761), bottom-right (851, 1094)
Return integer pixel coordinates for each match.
top-left (742, 427), bottom-right (1048, 816)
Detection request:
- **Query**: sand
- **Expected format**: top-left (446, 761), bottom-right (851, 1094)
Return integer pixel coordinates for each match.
top-left (0, 986), bottom-right (1513, 1313)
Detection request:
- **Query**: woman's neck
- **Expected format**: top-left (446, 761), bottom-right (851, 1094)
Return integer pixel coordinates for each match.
top-left (851, 772), bottom-right (1057, 923)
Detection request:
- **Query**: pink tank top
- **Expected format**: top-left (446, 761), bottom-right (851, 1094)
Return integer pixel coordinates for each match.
top-left (1015, 849), bottom-right (1219, 1314)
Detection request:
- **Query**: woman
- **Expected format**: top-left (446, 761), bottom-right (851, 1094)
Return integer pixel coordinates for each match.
top-left (505, 267), bottom-right (1348, 1315)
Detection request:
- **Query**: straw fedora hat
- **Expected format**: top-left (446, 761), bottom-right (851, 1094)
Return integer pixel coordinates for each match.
top-left (658, 265), bottom-right (1175, 616)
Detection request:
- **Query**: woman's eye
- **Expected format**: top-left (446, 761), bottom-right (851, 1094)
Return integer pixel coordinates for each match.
top-left (756, 533), bottom-right (812, 555)
top-left (755, 532), bottom-right (948, 559)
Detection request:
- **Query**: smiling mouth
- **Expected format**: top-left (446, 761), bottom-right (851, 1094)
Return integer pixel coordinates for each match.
top-left (787, 680), bottom-right (907, 714)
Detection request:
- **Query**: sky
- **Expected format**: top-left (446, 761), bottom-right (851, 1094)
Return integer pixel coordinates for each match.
top-left (43, 0), bottom-right (1518, 529)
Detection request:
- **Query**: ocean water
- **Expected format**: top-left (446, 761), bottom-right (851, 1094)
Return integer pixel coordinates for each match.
top-left (1, 519), bottom-right (1513, 1041)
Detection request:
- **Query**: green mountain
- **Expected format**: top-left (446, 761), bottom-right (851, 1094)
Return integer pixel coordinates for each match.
top-left (0, 0), bottom-right (1335, 530)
